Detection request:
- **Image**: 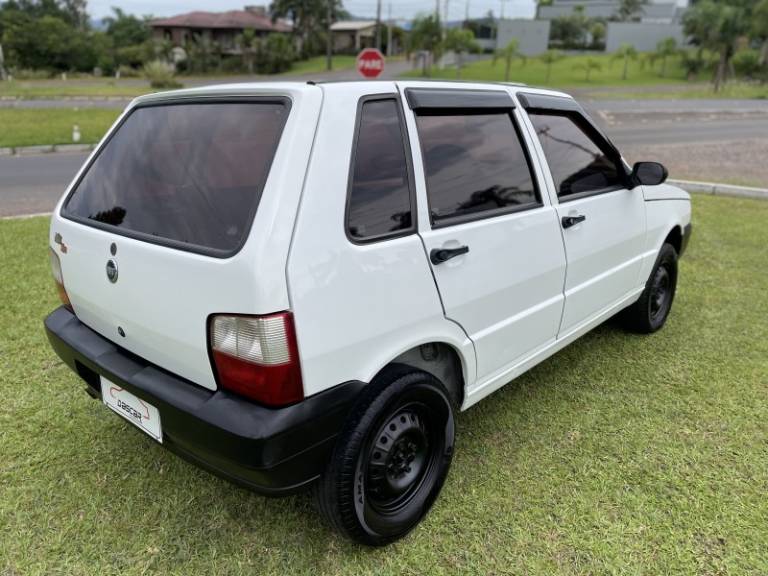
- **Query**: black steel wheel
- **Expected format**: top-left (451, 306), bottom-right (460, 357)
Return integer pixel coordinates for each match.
top-left (622, 242), bottom-right (679, 333)
top-left (314, 364), bottom-right (455, 546)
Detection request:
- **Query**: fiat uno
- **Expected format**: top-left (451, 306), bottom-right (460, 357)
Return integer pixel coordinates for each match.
top-left (45, 81), bottom-right (692, 545)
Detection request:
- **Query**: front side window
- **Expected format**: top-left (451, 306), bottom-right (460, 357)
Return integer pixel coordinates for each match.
top-left (528, 112), bottom-right (623, 199)
top-left (415, 112), bottom-right (538, 224)
top-left (64, 101), bottom-right (288, 254)
top-left (347, 98), bottom-right (413, 241)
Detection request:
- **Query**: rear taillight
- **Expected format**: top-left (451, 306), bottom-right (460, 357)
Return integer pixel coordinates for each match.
top-left (49, 248), bottom-right (73, 312)
top-left (209, 312), bottom-right (304, 407)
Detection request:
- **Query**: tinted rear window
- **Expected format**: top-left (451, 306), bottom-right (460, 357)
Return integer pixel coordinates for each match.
top-left (64, 101), bottom-right (289, 254)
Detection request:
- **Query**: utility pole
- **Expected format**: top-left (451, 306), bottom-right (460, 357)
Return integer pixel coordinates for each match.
top-left (326, 0), bottom-right (333, 70)
top-left (499, 0), bottom-right (505, 20)
top-left (376, 0), bottom-right (383, 51)
top-left (435, 0), bottom-right (440, 20)
top-left (443, 0), bottom-right (450, 24)
top-left (387, 3), bottom-right (393, 57)
top-left (465, 0), bottom-right (470, 21)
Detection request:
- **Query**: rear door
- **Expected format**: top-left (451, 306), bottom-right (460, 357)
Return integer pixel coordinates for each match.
top-left (51, 90), bottom-right (321, 390)
top-left (519, 93), bottom-right (646, 335)
top-left (401, 87), bottom-right (567, 384)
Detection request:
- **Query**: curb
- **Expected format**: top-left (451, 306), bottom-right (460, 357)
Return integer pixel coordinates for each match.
top-left (1, 143), bottom-right (96, 156)
top-left (668, 179), bottom-right (768, 200)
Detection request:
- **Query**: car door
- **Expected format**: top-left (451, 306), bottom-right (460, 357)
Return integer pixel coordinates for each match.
top-left (518, 93), bottom-right (646, 336)
top-left (400, 86), bottom-right (567, 385)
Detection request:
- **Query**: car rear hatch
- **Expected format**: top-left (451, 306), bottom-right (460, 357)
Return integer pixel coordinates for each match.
top-left (50, 85), bottom-right (322, 391)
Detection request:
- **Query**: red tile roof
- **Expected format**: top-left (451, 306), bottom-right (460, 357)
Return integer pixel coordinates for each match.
top-left (150, 10), bottom-right (292, 32)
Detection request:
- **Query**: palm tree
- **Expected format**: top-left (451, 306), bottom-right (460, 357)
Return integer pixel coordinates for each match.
top-left (497, 39), bottom-right (523, 82)
top-left (443, 28), bottom-right (480, 78)
top-left (683, 0), bottom-right (749, 92)
top-left (539, 49), bottom-right (564, 83)
top-left (408, 14), bottom-right (442, 77)
top-left (612, 43), bottom-right (637, 80)
top-left (575, 58), bottom-right (602, 82)
top-left (655, 37), bottom-right (678, 78)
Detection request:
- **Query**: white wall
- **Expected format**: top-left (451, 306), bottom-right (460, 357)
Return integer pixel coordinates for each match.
top-left (605, 22), bottom-right (687, 53)
top-left (496, 19), bottom-right (551, 56)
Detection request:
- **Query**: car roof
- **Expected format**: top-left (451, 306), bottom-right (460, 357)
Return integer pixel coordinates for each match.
top-left (133, 80), bottom-right (573, 106)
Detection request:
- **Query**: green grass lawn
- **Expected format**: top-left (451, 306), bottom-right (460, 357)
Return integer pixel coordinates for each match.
top-left (283, 55), bottom-right (358, 75)
top-left (0, 80), bottom-right (153, 99)
top-left (583, 82), bottom-right (768, 100)
top-left (0, 108), bottom-right (122, 148)
top-left (1, 194), bottom-right (767, 574)
top-left (404, 52), bottom-right (763, 96)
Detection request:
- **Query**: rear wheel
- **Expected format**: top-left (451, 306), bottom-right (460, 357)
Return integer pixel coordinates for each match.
top-left (623, 242), bottom-right (678, 333)
top-left (314, 365), bottom-right (455, 546)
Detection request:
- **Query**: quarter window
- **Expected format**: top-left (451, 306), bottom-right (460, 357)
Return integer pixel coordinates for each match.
top-left (529, 112), bottom-right (623, 198)
top-left (347, 98), bottom-right (413, 241)
top-left (415, 112), bottom-right (538, 224)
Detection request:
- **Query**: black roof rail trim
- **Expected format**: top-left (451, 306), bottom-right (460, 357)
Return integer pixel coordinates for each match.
top-left (404, 87), bottom-right (515, 110)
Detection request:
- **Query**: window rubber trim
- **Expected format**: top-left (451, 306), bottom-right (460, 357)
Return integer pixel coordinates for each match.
top-left (413, 109), bottom-right (543, 229)
top-left (344, 93), bottom-right (419, 245)
top-left (59, 95), bottom-right (292, 259)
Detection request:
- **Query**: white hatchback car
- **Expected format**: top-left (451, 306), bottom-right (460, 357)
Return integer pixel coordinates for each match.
top-left (46, 80), bottom-right (691, 545)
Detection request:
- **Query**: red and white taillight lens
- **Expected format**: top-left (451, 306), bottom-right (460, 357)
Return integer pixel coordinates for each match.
top-left (49, 247), bottom-right (73, 312)
top-left (209, 312), bottom-right (304, 407)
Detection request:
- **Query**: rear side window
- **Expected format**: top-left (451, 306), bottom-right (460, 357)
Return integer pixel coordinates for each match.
top-left (528, 112), bottom-right (622, 199)
top-left (415, 112), bottom-right (538, 225)
top-left (347, 98), bottom-right (413, 241)
top-left (64, 101), bottom-right (289, 255)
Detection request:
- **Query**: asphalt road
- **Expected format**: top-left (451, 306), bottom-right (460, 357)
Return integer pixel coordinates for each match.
top-left (2, 98), bottom-right (767, 217)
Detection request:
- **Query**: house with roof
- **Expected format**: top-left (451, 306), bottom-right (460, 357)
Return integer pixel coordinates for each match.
top-left (149, 6), bottom-right (291, 54)
top-left (329, 20), bottom-right (377, 53)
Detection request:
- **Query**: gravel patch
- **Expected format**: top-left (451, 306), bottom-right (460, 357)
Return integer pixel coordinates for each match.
top-left (622, 138), bottom-right (768, 188)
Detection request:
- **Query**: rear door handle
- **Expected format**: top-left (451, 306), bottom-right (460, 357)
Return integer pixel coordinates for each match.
top-left (562, 215), bottom-right (586, 229)
top-left (430, 245), bottom-right (469, 265)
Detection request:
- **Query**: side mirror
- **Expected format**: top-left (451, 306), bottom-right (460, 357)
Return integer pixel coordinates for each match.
top-left (632, 161), bottom-right (668, 186)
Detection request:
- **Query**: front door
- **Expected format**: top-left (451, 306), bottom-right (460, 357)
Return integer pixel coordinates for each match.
top-left (524, 107), bottom-right (646, 335)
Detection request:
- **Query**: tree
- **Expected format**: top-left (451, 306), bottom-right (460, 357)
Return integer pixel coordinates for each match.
top-left (655, 37), bottom-right (677, 77)
top-left (614, 0), bottom-right (647, 22)
top-left (407, 14), bottom-right (442, 76)
top-left (539, 49), bottom-right (563, 82)
top-left (575, 57), bottom-right (602, 82)
top-left (754, 0), bottom-right (768, 66)
top-left (683, 0), bottom-right (750, 91)
top-left (269, 0), bottom-right (343, 58)
top-left (258, 33), bottom-right (295, 73)
top-left (612, 42), bottom-right (637, 80)
top-left (236, 28), bottom-right (259, 74)
top-left (442, 28), bottom-right (479, 78)
top-left (103, 8), bottom-right (150, 49)
top-left (549, 7), bottom-right (590, 49)
top-left (589, 21), bottom-right (606, 49)
top-left (497, 38), bottom-right (523, 82)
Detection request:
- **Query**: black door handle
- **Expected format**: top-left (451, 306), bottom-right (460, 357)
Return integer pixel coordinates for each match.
top-left (430, 245), bottom-right (469, 265)
top-left (562, 214), bottom-right (586, 229)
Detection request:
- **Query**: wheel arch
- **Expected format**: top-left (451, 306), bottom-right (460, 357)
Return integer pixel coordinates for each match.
top-left (369, 338), bottom-right (474, 410)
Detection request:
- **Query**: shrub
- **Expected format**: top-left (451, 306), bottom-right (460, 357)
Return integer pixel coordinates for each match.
top-left (142, 60), bottom-right (182, 89)
top-left (256, 34), bottom-right (295, 74)
top-left (732, 49), bottom-right (763, 78)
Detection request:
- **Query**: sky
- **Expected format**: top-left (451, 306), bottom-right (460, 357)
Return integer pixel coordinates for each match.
top-left (86, 0), bottom-right (537, 23)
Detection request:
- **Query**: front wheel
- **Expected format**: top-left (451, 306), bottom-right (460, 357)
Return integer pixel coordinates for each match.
top-left (623, 242), bottom-right (678, 333)
top-left (314, 365), bottom-right (455, 546)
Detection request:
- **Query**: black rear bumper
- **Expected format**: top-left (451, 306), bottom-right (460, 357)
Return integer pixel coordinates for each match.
top-left (44, 306), bottom-right (364, 495)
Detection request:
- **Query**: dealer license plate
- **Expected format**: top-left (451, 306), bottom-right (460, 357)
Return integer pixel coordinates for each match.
top-left (100, 376), bottom-right (162, 443)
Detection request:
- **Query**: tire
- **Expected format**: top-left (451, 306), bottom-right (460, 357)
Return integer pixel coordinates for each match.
top-left (314, 364), bottom-right (455, 546)
top-left (623, 242), bottom-right (678, 333)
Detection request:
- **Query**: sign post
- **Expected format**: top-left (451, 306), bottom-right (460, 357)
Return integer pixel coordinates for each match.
top-left (356, 48), bottom-right (385, 79)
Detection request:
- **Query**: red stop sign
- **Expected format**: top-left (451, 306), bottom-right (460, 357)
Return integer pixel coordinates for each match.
top-left (356, 48), bottom-right (385, 79)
